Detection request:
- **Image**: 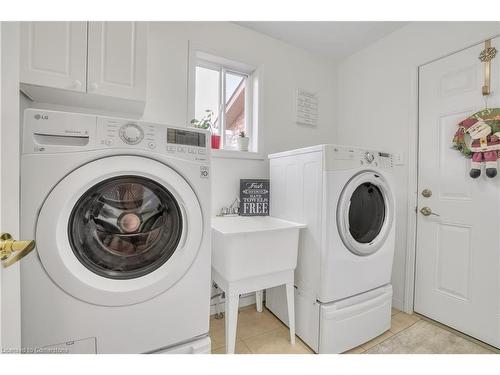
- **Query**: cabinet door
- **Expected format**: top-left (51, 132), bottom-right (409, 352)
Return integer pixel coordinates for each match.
top-left (20, 22), bottom-right (87, 92)
top-left (87, 22), bottom-right (147, 101)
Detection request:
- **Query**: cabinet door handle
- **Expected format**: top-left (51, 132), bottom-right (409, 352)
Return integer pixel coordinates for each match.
top-left (89, 83), bottom-right (99, 91)
top-left (73, 80), bottom-right (82, 89)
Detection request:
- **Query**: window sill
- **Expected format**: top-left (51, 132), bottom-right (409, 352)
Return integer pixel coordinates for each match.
top-left (211, 149), bottom-right (265, 160)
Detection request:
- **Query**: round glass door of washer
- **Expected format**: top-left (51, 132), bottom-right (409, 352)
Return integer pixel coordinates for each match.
top-left (68, 176), bottom-right (183, 280)
top-left (36, 155), bottom-right (203, 306)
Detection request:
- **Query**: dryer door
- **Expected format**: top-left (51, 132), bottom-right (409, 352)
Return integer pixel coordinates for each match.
top-left (36, 156), bottom-right (203, 306)
top-left (337, 171), bottom-right (394, 256)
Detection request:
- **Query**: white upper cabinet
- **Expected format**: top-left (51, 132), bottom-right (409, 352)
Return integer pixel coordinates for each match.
top-left (20, 21), bottom-right (147, 105)
top-left (87, 22), bottom-right (147, 101)
top-left (20, 22), bottom-right (87, 92)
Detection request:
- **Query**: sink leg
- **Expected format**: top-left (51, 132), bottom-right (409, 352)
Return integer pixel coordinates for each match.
top-left (255, 290), bottom-right (263, 312)
top-left (215, 292), bottom-right (224, 319)
top-left (285, 283), bottom-right (296, 345)
top-left (225, 294), bottom-right (239, 354)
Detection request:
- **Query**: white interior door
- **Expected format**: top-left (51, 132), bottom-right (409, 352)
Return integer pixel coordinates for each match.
top-left (0, 22), bottom-right (22, 352)
top-left (415, 37), bottom-right (500, 348)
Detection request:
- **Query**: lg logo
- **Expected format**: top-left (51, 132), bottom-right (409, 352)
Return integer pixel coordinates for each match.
top-left (34, 114), bottom-right (49, 120)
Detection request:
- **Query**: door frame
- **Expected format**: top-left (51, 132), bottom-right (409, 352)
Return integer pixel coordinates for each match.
top-left (1, 19), bottom-right (3, 351)
top-left (403, 33), bottom-right (500, 314)
top-left (0, 22), bottom-right (21, 350)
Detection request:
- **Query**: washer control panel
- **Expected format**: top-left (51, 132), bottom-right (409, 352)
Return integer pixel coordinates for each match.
top-left (23, 109), bottom-right (209, 160)
top-left (119, 123), bottom-right (144, 145)
top-left (364, 151), bottom-right (375, 164)
top-left (96, 117), bottom-right (209, 161)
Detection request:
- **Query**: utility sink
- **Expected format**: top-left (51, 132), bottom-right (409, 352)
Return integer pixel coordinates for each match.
top-left (211, 215), bottom-right (305, 353)
top-left (211, 216), bottom-right (305, 282)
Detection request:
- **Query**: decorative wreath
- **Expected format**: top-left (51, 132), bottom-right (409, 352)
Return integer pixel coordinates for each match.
top-left (452, 125), bottom-right (473, 158)
top-left (452, 108), bottom-right (500, 158)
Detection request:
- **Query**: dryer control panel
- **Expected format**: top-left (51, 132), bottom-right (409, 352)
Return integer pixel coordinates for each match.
top-left (356, 148), bottom-right (394, 169)
top-left (324, 145), bottom-right (394, 171)
top-left (376, 151), bottom-right (394, 169)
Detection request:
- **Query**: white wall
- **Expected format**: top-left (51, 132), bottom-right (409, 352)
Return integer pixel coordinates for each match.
top-left (143, 22), bottom-right (338, 215)
top-left (336, 22), bottom-right (500, 310)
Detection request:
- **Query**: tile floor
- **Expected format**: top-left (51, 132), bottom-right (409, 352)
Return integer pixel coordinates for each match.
top-left (209, 304), bottom-right (499, 354)
top-left (210, 304), bottom-right (313, 354)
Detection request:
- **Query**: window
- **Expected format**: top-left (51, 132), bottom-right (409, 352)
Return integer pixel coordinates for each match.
top-left (191, 52), bottom-right (256, 152)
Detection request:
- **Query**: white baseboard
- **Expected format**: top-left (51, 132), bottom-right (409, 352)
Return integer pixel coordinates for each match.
top-left (392, 296), bottom-right (404, 312)
top-left (210, 292), bottom-right (259, 316)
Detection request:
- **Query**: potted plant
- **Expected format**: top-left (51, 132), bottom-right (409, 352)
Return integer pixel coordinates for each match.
top-left (190, 110), bottom-right (221, 149)
top-left (237, 130), bottom-right (250, 151)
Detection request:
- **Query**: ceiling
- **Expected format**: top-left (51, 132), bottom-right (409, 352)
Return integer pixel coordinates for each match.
top-left (235, 22), bottom-right (408, 61)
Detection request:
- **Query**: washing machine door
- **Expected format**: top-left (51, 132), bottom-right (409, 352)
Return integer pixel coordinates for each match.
top-left (36, 156), bottom-right (204, 306)
top-left (336, 170), bottom-right (394, 256)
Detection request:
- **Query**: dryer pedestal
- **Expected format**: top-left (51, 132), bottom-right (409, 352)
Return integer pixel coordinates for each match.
top-left (267, 284), bottom-right (392, 353)
top-left (318, 284), bottom-right (392, 353)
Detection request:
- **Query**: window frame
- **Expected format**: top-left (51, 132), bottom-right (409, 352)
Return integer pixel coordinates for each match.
top-left (188, 47), bottom-right (261, 158)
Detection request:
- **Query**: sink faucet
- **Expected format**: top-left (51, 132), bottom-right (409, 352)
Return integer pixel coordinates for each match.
top-left (217, 197), bottom-right (240, 216)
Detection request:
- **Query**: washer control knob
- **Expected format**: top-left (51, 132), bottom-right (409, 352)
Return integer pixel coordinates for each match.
top-left (119, 123), bottom-right (144, 145)
top-left (364, 152), bottom-right (375, 164)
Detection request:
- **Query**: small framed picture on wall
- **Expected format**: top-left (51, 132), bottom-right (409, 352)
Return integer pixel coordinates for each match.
top-left (239, 179), bottom-right (269, 216)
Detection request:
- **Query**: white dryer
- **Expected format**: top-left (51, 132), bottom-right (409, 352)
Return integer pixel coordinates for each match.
top-left (20, 109), bottom-right (211, 353)
top-left (266, 145), bottom-right (396, 353)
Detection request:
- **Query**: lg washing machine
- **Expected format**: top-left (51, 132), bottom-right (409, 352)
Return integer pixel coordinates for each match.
top-left (20, 109), bottom-right (211, 353)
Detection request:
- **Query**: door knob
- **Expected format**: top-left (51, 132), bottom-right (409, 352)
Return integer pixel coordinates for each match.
top-left (420, 207), bottom-right (440, 217)
top-left (0, 233), bottom-right (36, 268)
top-left (421, 189), bottom-right (432, 198)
